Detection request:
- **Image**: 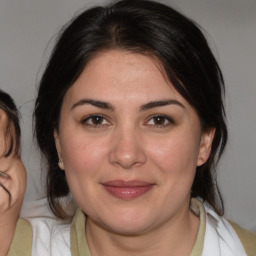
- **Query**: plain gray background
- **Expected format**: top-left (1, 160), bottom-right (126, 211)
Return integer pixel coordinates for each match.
top-left (0, 0), bottom-right (255, 232)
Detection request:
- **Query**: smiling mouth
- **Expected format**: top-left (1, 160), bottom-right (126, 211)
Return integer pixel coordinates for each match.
top-left (101, 180), bottom-right (155, 200)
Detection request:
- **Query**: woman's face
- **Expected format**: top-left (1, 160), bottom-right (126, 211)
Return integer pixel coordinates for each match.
top-left (55, 50), bottom-right (214, 235)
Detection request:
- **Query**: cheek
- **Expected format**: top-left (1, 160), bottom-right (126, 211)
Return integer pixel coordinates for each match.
top-left (60, 135), bottom-right (108, 206)
top-left (148, 133), bottom-right (200, 177)
top-left (150, 137), bottom-right (200, 205)
top-left (61, 135), bottom-right (107, 177)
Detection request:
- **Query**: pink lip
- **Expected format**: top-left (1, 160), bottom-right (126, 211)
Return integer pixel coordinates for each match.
top-left (101, 180), bottom-right (155, 200)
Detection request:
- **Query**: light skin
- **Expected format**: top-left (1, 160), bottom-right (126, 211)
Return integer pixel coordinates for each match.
top-left (55, 50), bottom-right (215, 256)
top-left (0, 109), bottom-right (26, 256)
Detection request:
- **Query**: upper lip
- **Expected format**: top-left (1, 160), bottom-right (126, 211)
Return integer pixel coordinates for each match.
top-left (101, 180), bottom-right (155, 187)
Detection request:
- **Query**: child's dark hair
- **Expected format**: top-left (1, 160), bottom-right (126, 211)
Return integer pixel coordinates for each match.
top-left (0, 90), bottom-right (21, 156)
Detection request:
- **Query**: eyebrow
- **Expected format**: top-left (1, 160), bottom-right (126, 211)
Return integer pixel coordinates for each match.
top-left (71, 98), bottom-right (185, 112)
top-left (71, 99), bottom-right (115, 111)
top-left (140, 99), bottom-right (185, 111)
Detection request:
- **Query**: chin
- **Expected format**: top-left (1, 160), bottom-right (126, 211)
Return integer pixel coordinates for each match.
top-left (96, 210), bottom-right (155, 236)
top-left (105, 221), bottom-right (152, 236)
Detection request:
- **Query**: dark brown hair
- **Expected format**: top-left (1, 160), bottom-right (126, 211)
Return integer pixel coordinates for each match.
top-left (35, 0), bottom-right (227, 219)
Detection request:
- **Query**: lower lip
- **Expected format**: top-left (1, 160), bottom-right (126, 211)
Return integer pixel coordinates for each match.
top-left (102, 185), bottom-right (154, 200)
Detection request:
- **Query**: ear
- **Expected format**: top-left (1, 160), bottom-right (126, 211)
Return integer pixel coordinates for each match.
top-left (53, 129), bottom-right (65, 170)
top-left (197, 128), bottom-right (215, 166)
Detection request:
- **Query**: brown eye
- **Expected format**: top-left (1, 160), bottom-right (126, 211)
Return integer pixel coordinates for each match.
top-left (146, 115), bottom-right (174, 127)
top-left (91, 116), bottom-right (104, 125)
top-left (82, 115), bottom-right (110, 127)
top-left (153, 116), bottom-right (166, 125)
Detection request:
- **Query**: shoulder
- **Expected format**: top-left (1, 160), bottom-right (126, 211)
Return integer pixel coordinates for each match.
top-left (8, 218), bottom-right (32, 256)
top-left (193, 198), bottom-right (253, 255)
top-left (200, 198), bottom-right (256, 255)
top-left (228, 220), bottom-right (256, 256)
top-left (9, 216), bottom-right (71, 256)
top-left (28, 215), bottom-right (71, 256)
top-left (20, 198), bottom-right (72, 256)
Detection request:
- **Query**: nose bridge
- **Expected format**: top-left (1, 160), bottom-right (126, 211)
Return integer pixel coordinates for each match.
top-left (109, 122), bottom-right (146, 169)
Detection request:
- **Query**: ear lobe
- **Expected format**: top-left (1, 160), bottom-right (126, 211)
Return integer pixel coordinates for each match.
top-left (197, 128), bottom-right (215, 166)
top-left (54, 129), bottom-right (65, 170)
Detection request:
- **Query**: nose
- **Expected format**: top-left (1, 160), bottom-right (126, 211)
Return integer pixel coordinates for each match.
top-left (109, 127), bottom-right (146, 169)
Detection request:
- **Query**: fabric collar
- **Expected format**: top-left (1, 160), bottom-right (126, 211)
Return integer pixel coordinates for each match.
top-left (70, 198), bottom-right (246, 256)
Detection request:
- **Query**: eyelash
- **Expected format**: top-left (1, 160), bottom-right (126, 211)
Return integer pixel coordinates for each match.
top-left (81, 114), bottom-right (174, 128)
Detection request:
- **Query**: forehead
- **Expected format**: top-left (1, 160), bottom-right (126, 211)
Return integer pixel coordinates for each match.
top-left (62, 50), bottom-right (187, 108)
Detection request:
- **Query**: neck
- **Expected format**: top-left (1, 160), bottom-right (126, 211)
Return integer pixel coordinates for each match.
top-left (85, 202), bottom-right (199, 256)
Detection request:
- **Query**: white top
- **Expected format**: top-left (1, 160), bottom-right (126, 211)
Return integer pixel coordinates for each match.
top-left (21, 198), bottom-right (247, 256)
top-left (21, 198), bottom-right (71, 256)
top-left (201, 202), bottom-right (247, 255)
